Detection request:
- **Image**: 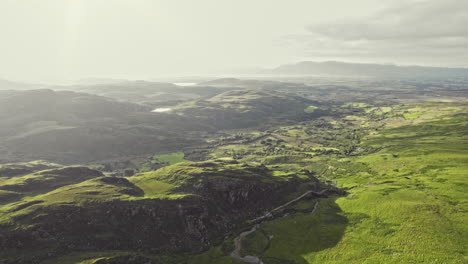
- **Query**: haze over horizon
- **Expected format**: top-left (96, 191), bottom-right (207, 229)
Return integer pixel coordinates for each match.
top-left (0, 2), bottom-right (467, 263)
top-left (1, 0), bottom-right (467, 83)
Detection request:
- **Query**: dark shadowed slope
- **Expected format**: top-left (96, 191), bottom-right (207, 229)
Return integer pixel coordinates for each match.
top-left (0, 90), bottom-right (210, 164)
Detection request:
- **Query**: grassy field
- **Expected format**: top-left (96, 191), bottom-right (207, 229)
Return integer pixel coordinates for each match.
top-left (192, 101), bottom-right (468, 264)
top-left (1, 101), bottom-right (466, 264)
top-left (304, 105), bottom-right (318, 113)
top-left (138, 152), bottom-right (188, 172)
top-left (154, 152), bottom-right (187, 164)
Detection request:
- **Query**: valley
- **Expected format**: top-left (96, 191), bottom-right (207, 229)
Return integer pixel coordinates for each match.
top-left (2, 1), bottom-right (467, 263)
top-left (0, 77), bottom-right (467, 264)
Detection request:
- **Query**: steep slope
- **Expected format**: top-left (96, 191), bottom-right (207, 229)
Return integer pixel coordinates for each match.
top-left (0, 160), bottom-right (337, 264)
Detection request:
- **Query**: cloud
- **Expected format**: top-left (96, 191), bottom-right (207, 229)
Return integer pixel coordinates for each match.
top-left (308, 0), bottom-right (468, 40)
top-left (286, 0), bottom-right (468, 66)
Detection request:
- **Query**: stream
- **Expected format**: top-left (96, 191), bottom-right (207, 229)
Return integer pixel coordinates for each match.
top-left (230, 224), bottom-right (264, 264)
top-left (229, 190), bottom-right (323, 263)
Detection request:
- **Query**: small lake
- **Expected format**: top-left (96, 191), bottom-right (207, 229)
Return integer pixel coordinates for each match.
top-left (151, 107), bottom-right (172, 113)
top-left (174, 82), bottom-right (197, 86)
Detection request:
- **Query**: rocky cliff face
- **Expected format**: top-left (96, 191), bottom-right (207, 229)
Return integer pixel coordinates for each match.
top-left (0, 160), bottom-right (333, 263)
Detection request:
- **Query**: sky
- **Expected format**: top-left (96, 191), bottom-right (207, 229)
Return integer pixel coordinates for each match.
top-left (0, 0), bottom-right (466, 82)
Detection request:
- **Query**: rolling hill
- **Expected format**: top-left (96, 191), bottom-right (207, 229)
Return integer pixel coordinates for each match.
top-left (0, 89), bottom-right (323, 164)
top-left (268, 61), bottom-right (468, 78)
top-left (173, 90), bottom-right (323, 129)
top-left (0, 89), bottom-right (210, 164)
top-left (58, 80), bottom-right (237, 105)
top-left (0, 159), bottom-right (337, 263)
top-left (0, 88), bottom-right (466, 264)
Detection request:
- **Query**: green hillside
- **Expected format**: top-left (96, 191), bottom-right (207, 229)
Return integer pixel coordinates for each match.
top-left (190, 101), bottom-right (468, 264)
top-left (0, 97), bottom-right (466, 264)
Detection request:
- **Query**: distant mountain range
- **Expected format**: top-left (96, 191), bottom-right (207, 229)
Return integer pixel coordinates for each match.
top-left (267, 61), bottom-right (468, 78)
top-left (0, 78), bottom-right (44, 90)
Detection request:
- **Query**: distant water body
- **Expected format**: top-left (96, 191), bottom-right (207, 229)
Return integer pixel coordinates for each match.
top-left (151, 107), bottom-right (172, 113)
top-left (174, 82), bottom-right (197, 86)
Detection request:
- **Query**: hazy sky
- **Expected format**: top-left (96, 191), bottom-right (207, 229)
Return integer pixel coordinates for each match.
top-left (0, 0), bottom-right (466, 82)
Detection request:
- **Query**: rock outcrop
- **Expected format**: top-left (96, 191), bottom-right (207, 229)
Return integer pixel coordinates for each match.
top-left (0, 160), bottom-right (337, 264)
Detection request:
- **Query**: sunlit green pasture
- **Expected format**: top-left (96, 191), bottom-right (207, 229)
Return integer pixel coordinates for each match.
top-left (196, 102), bottom-right (468, 264)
